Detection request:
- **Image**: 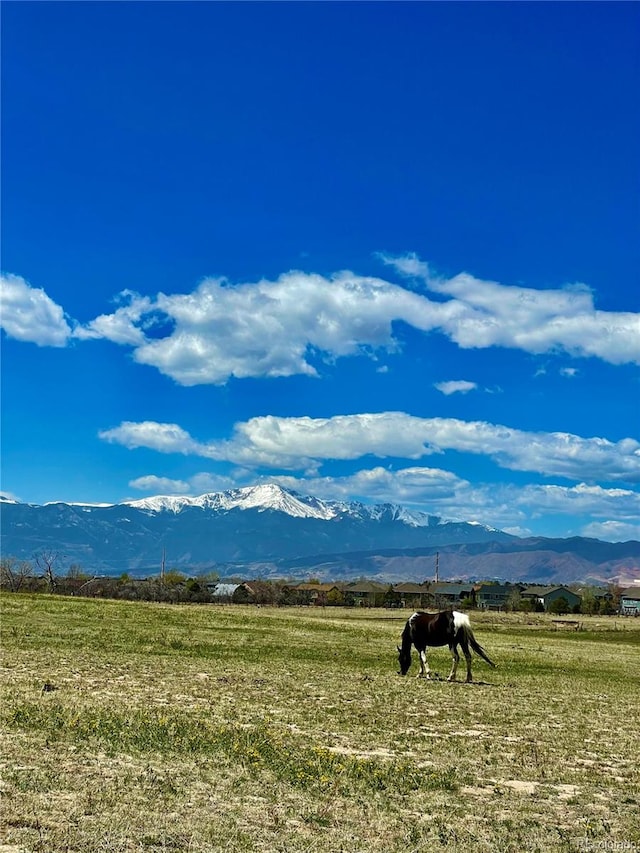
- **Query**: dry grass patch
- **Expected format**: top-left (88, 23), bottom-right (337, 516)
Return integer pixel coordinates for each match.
top-left (1, 594), bottom-right (639, 852)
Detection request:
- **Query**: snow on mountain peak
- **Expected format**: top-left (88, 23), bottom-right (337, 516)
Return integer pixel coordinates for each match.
top-left (120, 483), bottom-right (466, 529)
top-left (209, 484), bottom-right (339, 519)
top-left (122, 495), bottom-right (197, 514)
top-left (121, 484), bottom-right (338, 520)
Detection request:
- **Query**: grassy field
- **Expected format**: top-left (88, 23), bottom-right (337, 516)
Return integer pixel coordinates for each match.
top-left (1, 594), bottom-right (639, 853)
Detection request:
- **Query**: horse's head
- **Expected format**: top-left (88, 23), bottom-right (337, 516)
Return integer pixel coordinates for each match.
top-left (397, 644), bottom-right (411, 676)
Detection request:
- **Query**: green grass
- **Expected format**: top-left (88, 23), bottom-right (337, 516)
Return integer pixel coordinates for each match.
top-left (1, 594), bottom-right (639, 852)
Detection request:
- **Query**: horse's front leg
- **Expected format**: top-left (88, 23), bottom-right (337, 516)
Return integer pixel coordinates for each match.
top-left (418, 649), bottom-right (431, 679)
top-left (447, 645), bottom-right (460, 682)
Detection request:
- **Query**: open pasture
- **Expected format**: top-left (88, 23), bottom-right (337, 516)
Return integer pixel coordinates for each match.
top-left (1, 594), bottom-right (639, 852)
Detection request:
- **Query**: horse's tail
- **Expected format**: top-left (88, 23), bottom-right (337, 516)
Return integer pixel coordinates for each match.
top-left (453, 611), bottom-right (497, 668)
top-left (467, 630), bottom-right (497, 668)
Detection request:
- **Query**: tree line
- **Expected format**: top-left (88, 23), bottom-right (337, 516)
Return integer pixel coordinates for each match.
top-left (0, 554), bottom-right (308, 605)
top-left (0, 553), bottom-right (622, 613)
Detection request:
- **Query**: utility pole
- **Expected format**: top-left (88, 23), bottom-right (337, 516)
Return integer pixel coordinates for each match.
top-left (161, 547), bottom-right (166, 584)
top-left (434, 551), bottom-right (439, 584)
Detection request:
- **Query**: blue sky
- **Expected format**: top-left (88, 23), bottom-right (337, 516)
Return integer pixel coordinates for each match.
top-left (1, 1), bottom-right (639, 542)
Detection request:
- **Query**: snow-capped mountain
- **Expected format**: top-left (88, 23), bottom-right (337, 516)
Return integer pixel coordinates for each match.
top-left (120, 484), bottom-right (443, 526)
top-left (122, 484), bottom-right (339, 520)
top-left (2, 484), bottom-right (637, 583)
top-left (0, 483), bottom-right (508, 572)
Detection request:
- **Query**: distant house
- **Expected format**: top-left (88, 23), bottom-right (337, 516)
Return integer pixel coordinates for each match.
top-left (620, 587), bottom-right (640, 616)
top-left (587, 587), bottom-right (614, 605)
top-left (392, 582), bottom-right (430, 609)
top-left (520, 585), bottom-right (581, 612)
top-left (289, 582), bottom-right (345, 605)
top-left (593, 588), bottom-right (614, 603)
top-left (346, 580), bottom-right (389, 607)
top-left (544, 586), bottom-right (581, 611)
top-left (428, 582), bottom-right (476, 608)
top-left (476, 583), bottom-right (519, 611)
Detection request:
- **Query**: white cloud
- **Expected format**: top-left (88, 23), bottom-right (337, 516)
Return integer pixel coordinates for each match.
top-left (273, 473), bottom-right (640, 536)
top-left (434, 380), bottom-right (478, 396)
top-left (224, 413), bottom-right (640, 483)
top-left (188, 472), bottom-right (240, 494)
top-left (377, 251), bottom-right (431, 281)
top-left (74, 291), bottom-right (151, 345)
top-left (580, 520), bottom-right (640, 542)
top-left (130, 272), bottom-right (423, 385)
top-left (129, 471), bottom-right (249, 496)
top-left (274, 466), bottom-right (468, 505)
top-left (0, 274), bottom-right (72, 347)
top-left (129, 475), bottom-right (191, 494)
top-left (386, 255), bottom-right (640, 366)
top-left (560, 367), bottom-right (579, 378)
top-left (124, 264), bottom-right (640, 382)
top-left (99, 413), bottom-right (640, 484)
top-left (6, 259), bottom-right (640, 379)
top-left (99, 421), bottom-right (203, 455)
top-left (516, 482), bottom-right (640, 518)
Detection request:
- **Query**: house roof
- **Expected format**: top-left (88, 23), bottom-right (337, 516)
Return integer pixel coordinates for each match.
top-left (347, 580), bottom-right (388, 593)
top-left (212, 583), bottom-right (242, 597)
top-left (521, 585), bottom-right (554, 596)
top-left (393, 583), bottom-right (428, 593)
top-left (621, 586), bottom-right (640, 600)
top-left (522, 585), bottom-right (579, 599)
top-left (295, 582), bottom-right (342, 592)
top-left (476, 584), bottom-right (513, 597)
top-left (430, 583), bottom-right (474, 596)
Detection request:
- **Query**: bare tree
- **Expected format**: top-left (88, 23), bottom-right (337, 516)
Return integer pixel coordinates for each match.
top-left (34, 551), bottom-right (61, 592)
top-left (0, 557), bottom-right (34, 592)
top-left (506, 587), bottom-right (522, 612)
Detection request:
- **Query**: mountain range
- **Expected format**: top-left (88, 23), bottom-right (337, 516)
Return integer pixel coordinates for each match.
top-left (1, 484), bottom-right (638, 585)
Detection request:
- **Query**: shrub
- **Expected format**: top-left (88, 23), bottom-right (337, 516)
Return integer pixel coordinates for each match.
top-left (548, 596), bottom-right (570, 615)
top-left (326, 588), bottom-right (345, 606)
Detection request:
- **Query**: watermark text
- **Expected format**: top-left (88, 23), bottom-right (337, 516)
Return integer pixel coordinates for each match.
top-left (575, 840), bottom-right (637, 852)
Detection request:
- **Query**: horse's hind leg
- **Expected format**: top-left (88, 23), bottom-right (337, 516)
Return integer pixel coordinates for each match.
top-left (447, 645), bottom-right (459, 682)
top-left (459, 634), bottom-right (473, 682)
top-left (418, 648), bottom-right (431, 679)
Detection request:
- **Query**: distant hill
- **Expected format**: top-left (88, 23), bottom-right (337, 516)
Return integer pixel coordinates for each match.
top-left (1, 485), bottom-right (638, 585)
top-left (257, 539), bottom-right (640, 586)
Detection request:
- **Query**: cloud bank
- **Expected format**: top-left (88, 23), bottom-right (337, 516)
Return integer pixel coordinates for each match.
top-left (128, 472), bottom-right (237, 495)
top-left (3, 257), bottom-right (639, 383)
top-left (100, 412), bottom-right (640, 484)
top-left (122, 464), bottom-right (640, 541)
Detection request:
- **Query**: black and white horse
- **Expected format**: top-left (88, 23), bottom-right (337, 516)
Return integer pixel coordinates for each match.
top-left (397, 610), bottom-right (496, 682)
